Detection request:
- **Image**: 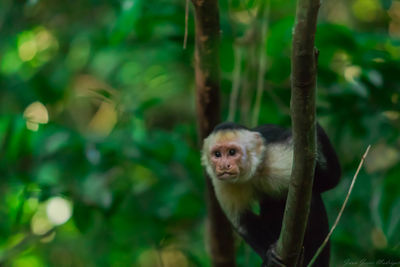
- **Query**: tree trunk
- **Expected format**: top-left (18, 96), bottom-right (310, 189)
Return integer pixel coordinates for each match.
top-left (192, 0), bottom-right (236, 266)
top-left (273, 0), bottom-right (321, 265)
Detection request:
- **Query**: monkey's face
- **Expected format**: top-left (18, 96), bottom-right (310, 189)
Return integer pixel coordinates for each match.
top-left (202, 129), bottom-right (264, 184)
top-left (209, 142), bottom-right (243, 180)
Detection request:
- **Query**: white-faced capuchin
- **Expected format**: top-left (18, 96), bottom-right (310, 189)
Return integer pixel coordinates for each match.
top-left (201, 122), bottom-right (341, 267)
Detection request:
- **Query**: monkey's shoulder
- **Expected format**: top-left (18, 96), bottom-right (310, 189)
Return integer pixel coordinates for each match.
top-left (252, 124), bottom-right (292, 144)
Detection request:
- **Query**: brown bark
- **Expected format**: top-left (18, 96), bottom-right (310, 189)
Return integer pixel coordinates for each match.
top-left (273, 0), bottom-right (321, 266)
top-left (192, 0), bottom-right (236, 266)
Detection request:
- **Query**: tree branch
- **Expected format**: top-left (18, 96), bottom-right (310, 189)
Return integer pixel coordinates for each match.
top-left (307, 145), bottom-right (371, 267)
top-left (227, 45), bottom-right (242, 122)
top-left (273, 0), bottom-right (321, 265)
top-left (251, 0), bottom-right (270, 127)
top-left (192, 0), bottom-right (236, 266)
top-left (183, 0), bottom-right (189, 49)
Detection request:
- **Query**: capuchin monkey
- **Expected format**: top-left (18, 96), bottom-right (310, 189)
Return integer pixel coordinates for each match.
top-left (201, 122), bottom-right (341, 267)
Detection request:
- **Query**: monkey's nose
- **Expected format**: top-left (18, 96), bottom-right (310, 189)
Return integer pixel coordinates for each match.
top-left (218, 163), bottom-right (231, 171)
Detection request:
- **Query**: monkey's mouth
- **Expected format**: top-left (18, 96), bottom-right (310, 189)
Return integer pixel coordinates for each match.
top-left (217, 172), bottom-right (237, 179)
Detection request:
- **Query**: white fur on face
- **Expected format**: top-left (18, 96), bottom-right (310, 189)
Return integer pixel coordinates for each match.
top-left (201, 129), bottom-right (265, 222)
top-left (201, 130), bottom-right (265, 183)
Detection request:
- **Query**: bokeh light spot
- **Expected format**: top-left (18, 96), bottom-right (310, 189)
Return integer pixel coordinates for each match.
top-left (23, 101), bottom-right (49, 131)
top-left (344, 65), bottom-right (361, 83)
top-left (46, 197), bottom-right (72, 225)
top-left (352, 0), bottom-right (382, 22)
top-left (17, 28), bottom-right (58, 64)
top-left (18, 39), bottom-right (37, 61)
top-left (31, 211), bottom-right (53, 235)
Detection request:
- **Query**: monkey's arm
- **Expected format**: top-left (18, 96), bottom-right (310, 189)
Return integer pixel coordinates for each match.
top-left (236, 210), bottom-right (275, 257)
top-left (258, 194), bottom-right (331, 267)
top-left (236, 196), bottom-right (286, 259)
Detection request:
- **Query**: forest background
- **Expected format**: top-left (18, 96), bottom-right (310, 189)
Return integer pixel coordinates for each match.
top-left (0, 0), bottom-right (400, 266)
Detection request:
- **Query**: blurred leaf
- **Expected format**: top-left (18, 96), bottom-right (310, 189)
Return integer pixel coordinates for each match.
top-left (73, 202), bottom-right (95, 234)
top-left (110, 0), bottom-right (143, 44)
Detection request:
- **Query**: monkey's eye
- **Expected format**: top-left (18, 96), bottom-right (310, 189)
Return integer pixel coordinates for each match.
top-left (229, 149), bottom-right (236, 156)
top-left (214, 151), bottom-right (221, 158)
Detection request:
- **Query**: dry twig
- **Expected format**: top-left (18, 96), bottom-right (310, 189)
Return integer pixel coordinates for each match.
top-left (307, 145), bottom-right (371, 267)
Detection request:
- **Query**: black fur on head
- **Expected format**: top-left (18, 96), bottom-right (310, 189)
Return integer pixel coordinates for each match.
top-left (212, 122), bottom-right (248, 133)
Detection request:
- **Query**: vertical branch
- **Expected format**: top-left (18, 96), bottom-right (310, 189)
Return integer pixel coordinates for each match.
top-left (251, 0), bottom-right (270, 127)
top-left (183, 0), bottom-right (189, 49)
top-left (192, 0), bottom-right (236, 266)
top-left (240, 44), bottom-right (256, 125)
top-left (227, 46), bottom-right (242, 122)
top-left (274, 0), bottom-right (321, 265)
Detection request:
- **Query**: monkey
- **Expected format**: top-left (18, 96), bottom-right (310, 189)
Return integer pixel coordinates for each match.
top-left (201, 122), bottom-right (341, 267)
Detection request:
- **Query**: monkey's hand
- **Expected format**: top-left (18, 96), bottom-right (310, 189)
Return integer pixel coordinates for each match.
top-left (261, 243), bottom-right (287, 267)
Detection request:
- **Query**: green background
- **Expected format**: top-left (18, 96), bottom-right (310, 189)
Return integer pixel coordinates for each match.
top-left (0, 0), bottom-right (399, 266)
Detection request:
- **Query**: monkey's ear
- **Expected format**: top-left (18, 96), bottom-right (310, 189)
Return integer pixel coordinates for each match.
top-left (252, 131), bottom-right (263, 141)
top-left (250, 132), bottom-right (265, 158)
top-left (202, 135), bottom-right (211, 152)
top-left (201, 136), bottom-right (211, 165)
top-left (252, 132), bottom-right (264, 146)
top-left (244, 131), bottom-right (265, 178)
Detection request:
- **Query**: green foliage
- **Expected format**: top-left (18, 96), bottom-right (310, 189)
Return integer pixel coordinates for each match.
top-left (0, 0), bottom-right (400, 266)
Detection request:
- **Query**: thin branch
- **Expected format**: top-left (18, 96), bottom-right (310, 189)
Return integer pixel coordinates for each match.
top-left (251, 0), bottom-right (270, 127)
top-left (307, 145), bottom-right (371, 267)
top-left (227, 0), bottom-right (239, 37)
top-left (227, 46), bottom-right (242, 122)
top-left (239, 44), bottom-right (257, 125)
top-left (183, 0), bottom-right (189, 49)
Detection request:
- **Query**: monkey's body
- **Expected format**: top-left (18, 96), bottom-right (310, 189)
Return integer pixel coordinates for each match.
top-left (201, 123), bottom-right (341, 266)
